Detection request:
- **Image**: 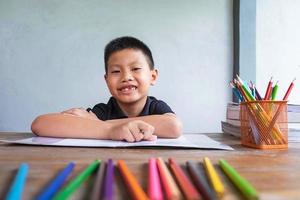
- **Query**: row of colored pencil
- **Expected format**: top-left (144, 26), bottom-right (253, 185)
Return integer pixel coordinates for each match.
top-left (230, 75), bottom-right (295, 146)
top-left (230, 75), bottom-right (295, 102)
top-left (5, 158), bottom-right (259, 200)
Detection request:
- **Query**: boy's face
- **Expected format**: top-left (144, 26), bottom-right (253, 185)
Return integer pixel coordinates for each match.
top-left (105, 49), bottom-right (158, 105)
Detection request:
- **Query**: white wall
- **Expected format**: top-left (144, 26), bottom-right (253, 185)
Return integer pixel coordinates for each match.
top-left (0, 0), bottom-right (233, 133)
top-left (256, 0), bottom-right (300, 104)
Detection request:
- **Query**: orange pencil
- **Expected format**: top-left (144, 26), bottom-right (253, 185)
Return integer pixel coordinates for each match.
top-left (156, 157), bottom-right (181, 200)
top-left (117, 160), bottom-right (149, 200)
top-left (168, 158), bottom-right (201, 200)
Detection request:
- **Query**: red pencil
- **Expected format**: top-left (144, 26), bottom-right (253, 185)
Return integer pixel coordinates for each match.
top-left (168, 158), bottom-right (200, 200)
top-left (283, 78), bottom-right (296, 100)
top-left (264, 77), bottom-right (273, 100)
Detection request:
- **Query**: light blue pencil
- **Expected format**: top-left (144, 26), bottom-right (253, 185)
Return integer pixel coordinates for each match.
top-left (5, 163), bottom-right (29, 200)
top-left (36, 162), bottom-right (75, 200)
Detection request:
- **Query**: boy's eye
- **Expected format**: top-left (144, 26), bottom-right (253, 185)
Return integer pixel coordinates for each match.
top-left (132, 67), bottom-right (141, 71)
top-left (111, 70), bottom-right (120, 74)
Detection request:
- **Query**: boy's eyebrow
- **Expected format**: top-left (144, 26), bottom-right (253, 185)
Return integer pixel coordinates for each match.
top-left (108, 61), bottom-right (143, 68)
top-left (107, 63), bottom-right (121, 69)
top-left (128, 61), bottom-right (142, 66)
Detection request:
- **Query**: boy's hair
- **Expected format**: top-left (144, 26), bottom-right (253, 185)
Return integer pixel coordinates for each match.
top-left (104, 36), bottom-right (154, 73)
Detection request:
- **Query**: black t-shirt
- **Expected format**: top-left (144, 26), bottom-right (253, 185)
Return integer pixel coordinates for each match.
top-left (87, 96), bottom-right (174, 120)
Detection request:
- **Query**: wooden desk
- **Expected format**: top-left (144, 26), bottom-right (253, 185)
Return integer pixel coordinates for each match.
top-left (0, 132), bottom-right (299, 200)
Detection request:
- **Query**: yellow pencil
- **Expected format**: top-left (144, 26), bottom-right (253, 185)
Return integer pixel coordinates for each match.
top-left (203, 157), bottom-right (225, 197)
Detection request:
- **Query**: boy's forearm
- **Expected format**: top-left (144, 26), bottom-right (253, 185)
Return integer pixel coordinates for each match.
top-left (31, 113), bottom-right (111, 139)
top-left (107, 114), bottom-right (182, 138)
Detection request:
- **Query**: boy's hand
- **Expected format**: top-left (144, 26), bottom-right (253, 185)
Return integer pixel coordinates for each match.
top-left (109, 120), bottom-right (156, 142)
top-left (61, 108), bottom-right (98, 120)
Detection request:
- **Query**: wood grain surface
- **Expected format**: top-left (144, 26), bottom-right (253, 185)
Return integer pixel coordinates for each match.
top-left (0, 132), bottom-right (299, 200)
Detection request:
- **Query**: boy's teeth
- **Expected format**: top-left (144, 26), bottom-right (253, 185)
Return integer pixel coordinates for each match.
top-left (121, 86), bottom-right (136, 91)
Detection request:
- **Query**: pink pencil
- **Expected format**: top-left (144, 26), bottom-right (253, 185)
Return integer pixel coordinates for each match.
top-left (148, 158), bottom-right (163, 200)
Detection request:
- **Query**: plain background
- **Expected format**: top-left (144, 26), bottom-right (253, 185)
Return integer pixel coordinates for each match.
top-left (1, 0), bottom-right (299, 133)
top-left (256, 0), bottom-right (300, 102)
top-left (0, 0), bottom-right (233, 133)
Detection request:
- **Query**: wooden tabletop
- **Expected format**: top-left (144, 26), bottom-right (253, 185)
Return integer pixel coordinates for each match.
top-left (0, 132), bottom-right (299, 200)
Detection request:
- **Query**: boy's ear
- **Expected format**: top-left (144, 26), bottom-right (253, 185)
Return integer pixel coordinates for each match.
top-left (104, 74), bottom-right (108, 81)
top-left (150, 69), bottom-right (158, 85)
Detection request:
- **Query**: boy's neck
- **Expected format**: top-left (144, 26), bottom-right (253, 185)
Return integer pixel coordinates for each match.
top-left (116, 96), bottom-right (148, 118)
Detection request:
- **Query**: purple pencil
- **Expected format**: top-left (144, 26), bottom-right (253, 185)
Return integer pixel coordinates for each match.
top-left (103, 159), bottom-right (114, 200)
top-left (254, 86), bottom-right (262, 100)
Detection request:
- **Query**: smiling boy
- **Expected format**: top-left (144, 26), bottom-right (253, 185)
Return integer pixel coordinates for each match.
top-left (31, 36), bottom-right (182, 142)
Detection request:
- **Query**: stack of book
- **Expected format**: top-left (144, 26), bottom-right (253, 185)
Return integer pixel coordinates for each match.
top-left (287, 104), bottom-right (300, 142)
top-left (221, 102), bottom-right (300, 141)
top-left (221, 102), bottom-right (242, 138)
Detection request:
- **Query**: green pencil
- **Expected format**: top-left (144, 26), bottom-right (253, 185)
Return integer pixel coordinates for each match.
top-left (219, 159), bottom-right (259, 200)
top-left (53, 160), bottom-right (100, 200)
top-left (271, 81), bottom-right (279, 100)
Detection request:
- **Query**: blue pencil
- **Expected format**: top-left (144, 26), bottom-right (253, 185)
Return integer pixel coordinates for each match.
top-left (36, 162), bottom-right (75, 200)
top-left (230, 82), bottom-right (244, 101)
top-left (5, 163), bottom-right (29, 200)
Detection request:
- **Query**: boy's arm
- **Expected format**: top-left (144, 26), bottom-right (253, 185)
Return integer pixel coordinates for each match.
top-left (31, 113), bottom-right (109, 139)
top-left (31, 113), bottom-right (156, 142)
top-left (107, 113), bottom-right (182, 138)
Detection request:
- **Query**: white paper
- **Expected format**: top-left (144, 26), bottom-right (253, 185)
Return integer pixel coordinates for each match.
top-left (0, 134), bottom-right (233, 150)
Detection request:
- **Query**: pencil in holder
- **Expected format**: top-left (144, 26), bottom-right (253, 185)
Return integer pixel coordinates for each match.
top-left (240, 100), bottom-right (288, 149)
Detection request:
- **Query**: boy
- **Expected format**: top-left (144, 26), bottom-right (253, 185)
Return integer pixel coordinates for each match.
top-left (31, 36), bottom-right (182, 142)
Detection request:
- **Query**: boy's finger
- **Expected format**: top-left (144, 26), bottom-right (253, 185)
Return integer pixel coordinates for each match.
top-left (129, 123), bottom-right (144, 142)
top-left (123, 131), bottom-right (135, 143)
top-left (145, 135), bottom-right (157, 141)
top-left (143, 131), bottom-right (155, 140)
top-left (137, 123), bottom-right (155, 140)
top-left (61, 109), bottom-right (73, 114)
top-left (136, 121), bottom-right (154, 132)
top-left (61, 113), bottom-right (76, 116)
top-left (62, 108), bottom-right (80, 115)
top-left (88, 110), bottom-right (96, 115)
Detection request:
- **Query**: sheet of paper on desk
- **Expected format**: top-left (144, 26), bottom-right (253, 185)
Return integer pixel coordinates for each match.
top-left (0, 134), bottom-right (233, 150)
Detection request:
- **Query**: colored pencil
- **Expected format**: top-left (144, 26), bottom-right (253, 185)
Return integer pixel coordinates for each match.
top-left (90, 162), bottom-right (106, 200)
top-left (254, 86), bottom-right (262, 100)
top-left (168, 158), bottom-right (200, 200)
top-left (148, 158), bottom-right (163, 200)
top-left (230, 81), bottom-right (243, 101)
top-left (53, 160), bottom-right (100, 200)
top-left (264, 77), bottom-right (273, 100)
top-left (236, 76), bottom-right (255, 101)
top-left (103, 159), bottom-right (114, 200)
top-left (117, 160), bottom-right (149, 200)
top-left (186, 161), bottom-right (217, 200)
top-left (36, 162), bottom-right (75, 200)
top-left (271, 81), bottom-right (279, 100)
top-left (156, 157), bottom-right (181, 200)
top-left (5, 163), bottom-right (29, 200)
top-left (249, 81), bottom-right (255, 98)
top-left (283, 78), bottom-right (296, 100)
top-left (203, 157), bottom-right (225, 197)
top-left (219, 159), bottom-right (259, 200)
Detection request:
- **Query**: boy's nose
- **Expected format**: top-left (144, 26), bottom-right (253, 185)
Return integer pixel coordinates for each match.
top-left (121, 71), bottom-right (133, 82)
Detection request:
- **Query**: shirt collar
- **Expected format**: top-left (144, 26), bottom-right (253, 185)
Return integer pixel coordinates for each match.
top-left (110, 96), bottom-right (151, 118)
